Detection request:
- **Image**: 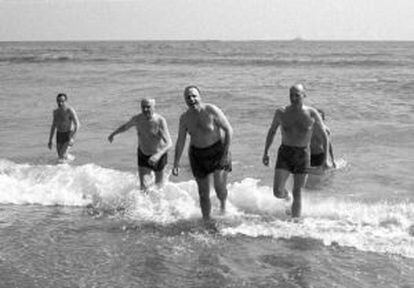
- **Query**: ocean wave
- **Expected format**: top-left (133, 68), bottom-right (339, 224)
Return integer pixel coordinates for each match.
top-left (148, 56), bottom-right (409, 68)
top-left (0, 54), bottom-right (108, 64)
top-left (0, 159), bottom-right (412, 258)
top-left (0, 53), bottom-right (407, 67)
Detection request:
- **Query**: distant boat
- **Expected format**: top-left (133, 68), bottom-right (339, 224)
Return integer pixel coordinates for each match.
top-left (291, 36), bottom-right (305, 41)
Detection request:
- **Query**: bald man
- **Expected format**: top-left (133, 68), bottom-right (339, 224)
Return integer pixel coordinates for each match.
top-left (262, 84), bottom-right (328, 218)
top-left (108, 98), bottom-right (172, 191)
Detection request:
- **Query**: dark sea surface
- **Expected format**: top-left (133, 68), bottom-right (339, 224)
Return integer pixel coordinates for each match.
top-left (0, 41), bottom-right (413, 287)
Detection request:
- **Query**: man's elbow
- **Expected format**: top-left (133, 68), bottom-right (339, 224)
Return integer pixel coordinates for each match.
top-left (166, 140), bottom-right (173, 150)
top-left (226, 125), bottom-right (234, 139)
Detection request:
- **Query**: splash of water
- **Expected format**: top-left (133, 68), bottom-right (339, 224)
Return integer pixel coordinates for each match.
top-left (1, 159), bottom-right (413, 258)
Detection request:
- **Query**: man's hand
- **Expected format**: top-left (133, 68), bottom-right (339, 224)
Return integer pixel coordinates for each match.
top-left (219, 153), bottom-right (229, 167)
top-left (172, 166), bottom-right (179, 176)
top-left (148, 154), bottom-right (161, 166)
top-left (262, 154), bottom-right (269, 166)
top-left (108, 134), bottom-right (114, 143)
top-left (48, 141), bottom-right (52, 150)
top-left (68, 138), bottom-right (74, 147)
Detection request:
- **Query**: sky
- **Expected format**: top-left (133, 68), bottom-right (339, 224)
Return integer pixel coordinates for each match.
top-left (0, 0), bottom-right (413, 41)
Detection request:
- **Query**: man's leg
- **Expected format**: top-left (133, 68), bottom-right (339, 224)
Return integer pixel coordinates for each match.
top-left (213, 170), bottom-right (228, 213)
top-left (138, 166), bottom-right (153, 192)
top-left (291, 173), bottom-right (308, 218)
top-left (273, 168), bottom-right (291, 199)
top-left (60, 142), bottom-right (71, 159)
top-left (195, 176), bottom-right (212, 220)
top-left (56, 143), bottom-right (64, 159)
top-left (154, 170), bottom-right (165, 188)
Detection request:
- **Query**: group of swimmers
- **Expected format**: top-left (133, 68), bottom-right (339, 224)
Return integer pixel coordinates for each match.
top-left (48, 84), bottom-right (335, 220)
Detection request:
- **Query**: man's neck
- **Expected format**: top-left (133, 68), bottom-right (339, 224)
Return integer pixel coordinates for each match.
top-left (289, 103), bottom-right (303, 111)
top-left (190, 103), bottom-right (202, 113)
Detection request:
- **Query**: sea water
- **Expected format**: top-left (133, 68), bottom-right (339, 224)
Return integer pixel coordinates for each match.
top-left (0, 41), bottom-right (413, 287)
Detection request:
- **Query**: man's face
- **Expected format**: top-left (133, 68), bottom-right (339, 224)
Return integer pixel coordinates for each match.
top-left (141, 101), bottom-right (154, 118)
top-left (56, 96), bottom-right (66, 108)
top-left (184, 88), bottom-right (200, 108)
top-left (290, 88), bottom-right (305, 105)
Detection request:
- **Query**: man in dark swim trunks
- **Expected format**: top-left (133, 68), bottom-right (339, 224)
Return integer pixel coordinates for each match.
top-left (310, 109), bottom-right (336, 168)
top-left (48, 93), bottom-right (80, 160)
top-left (262, 84), bottom-right (328, 218)
top-left (172, 86), bottom-right (233, 221)
top-left (108, 98), bottom-right (172, 191)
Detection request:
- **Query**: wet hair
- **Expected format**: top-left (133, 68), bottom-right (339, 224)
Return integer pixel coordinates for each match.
top-left (184, 85), bottom-right (200, 96)
top-left (56, 93), bottom-right (67, 101)
top-left (317, 108), bottom-right (326, 120)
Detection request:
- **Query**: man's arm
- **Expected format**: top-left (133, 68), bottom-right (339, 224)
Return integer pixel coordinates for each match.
top-left (108, 117), bottom-right (137, 143)
top-left (262, 109), bottom-right (280, 166)
top-left (69, 107), bottom-right (80, 143)
top-left (211, 105), bottom-right (233, 157)
top-left (48, 111), bottom-right (56, 149)
top-left (329, 142), bottom-right (336, 168)
top-left (312, 108), bottom-right (329, 167)
top-left (172, 114), bottom-right (187, 176)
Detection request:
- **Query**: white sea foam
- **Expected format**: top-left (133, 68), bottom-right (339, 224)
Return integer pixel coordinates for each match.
top-left (223, 178), bottom-right (414, 258)
top-left (0, 159), bottom-right (413, 258)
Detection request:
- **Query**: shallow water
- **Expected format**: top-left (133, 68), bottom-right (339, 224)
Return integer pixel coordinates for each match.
top-left (0, 40), bottom-right (413, 287)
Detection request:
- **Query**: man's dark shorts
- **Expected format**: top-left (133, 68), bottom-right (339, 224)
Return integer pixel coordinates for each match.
top-left (138, 148), bottom-right (168, 172)
top-left (311, 153), bottom-right (325, 167)
top-left (276, 144), bottom-right (310, 174)
top-left (56, 131), bottom-right (71, 145)
top-left (189, 140), bottom-right (232, 179)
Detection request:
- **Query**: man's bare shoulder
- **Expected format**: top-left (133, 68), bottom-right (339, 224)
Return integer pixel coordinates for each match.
top-left (179, 111), bottom-right (189, 123)
top-left (204, 103), bottom-right (217, 110)
top-left (204, 103), bottom-right (225, 118)
top-left (153, 113), bottom-right (167, 123)
top-left (131, 114), bottom-right (142, 123)
top-left (275, 106), bottom-right (287, 115)
top-left (67, 106), bottom-right (78, 116)
top-left (305, 106), bottom-right (319, 116)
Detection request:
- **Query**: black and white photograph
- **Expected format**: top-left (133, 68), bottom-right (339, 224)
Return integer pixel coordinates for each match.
top-left (0, 0), bottom-right (413, 287)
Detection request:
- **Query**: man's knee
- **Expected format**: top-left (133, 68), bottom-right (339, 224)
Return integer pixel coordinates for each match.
top-left (154, 171), bottom-right (164, 183)
top-left (196, 178), bottom-right (210, 195)
top-left (273, 186), bottom-right (288, 198)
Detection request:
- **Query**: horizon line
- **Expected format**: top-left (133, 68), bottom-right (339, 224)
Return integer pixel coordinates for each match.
top-left (1, 38), bottom-right (413, 43)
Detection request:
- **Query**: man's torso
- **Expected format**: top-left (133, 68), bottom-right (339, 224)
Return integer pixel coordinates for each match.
top-left (279, 105), bottom-right (315, 147)
top-left (136, 114), bottom-right (166, 155)
top-left (184, 104), bottom-right (222, 148)
top-left (54, 108), bottom-right (73, 132)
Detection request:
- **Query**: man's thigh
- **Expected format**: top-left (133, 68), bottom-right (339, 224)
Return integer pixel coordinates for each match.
top-left (138, 166), bottom-right (153, 187)
top-left (293, 173), bottom-right (308, 190)
top-left (274, 168), bottom-right (290, 189)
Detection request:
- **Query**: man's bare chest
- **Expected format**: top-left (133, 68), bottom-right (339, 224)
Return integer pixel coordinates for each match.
top-left (281, 112), bottom-right (314, 132)
top-left (187, 113), bottom-right (215, 134)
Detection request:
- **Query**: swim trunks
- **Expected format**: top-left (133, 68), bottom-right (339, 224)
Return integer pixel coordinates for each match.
top-left (275, 144), bottom-right (310, 174)
top-left (56, 131), bottom-right (71, 145)
top-left (189, 140), bottom-right (232, 179)
top-left (311, 153), bottom-right (325, 167)
top-left (138, 148), bottom-right (167, 172)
